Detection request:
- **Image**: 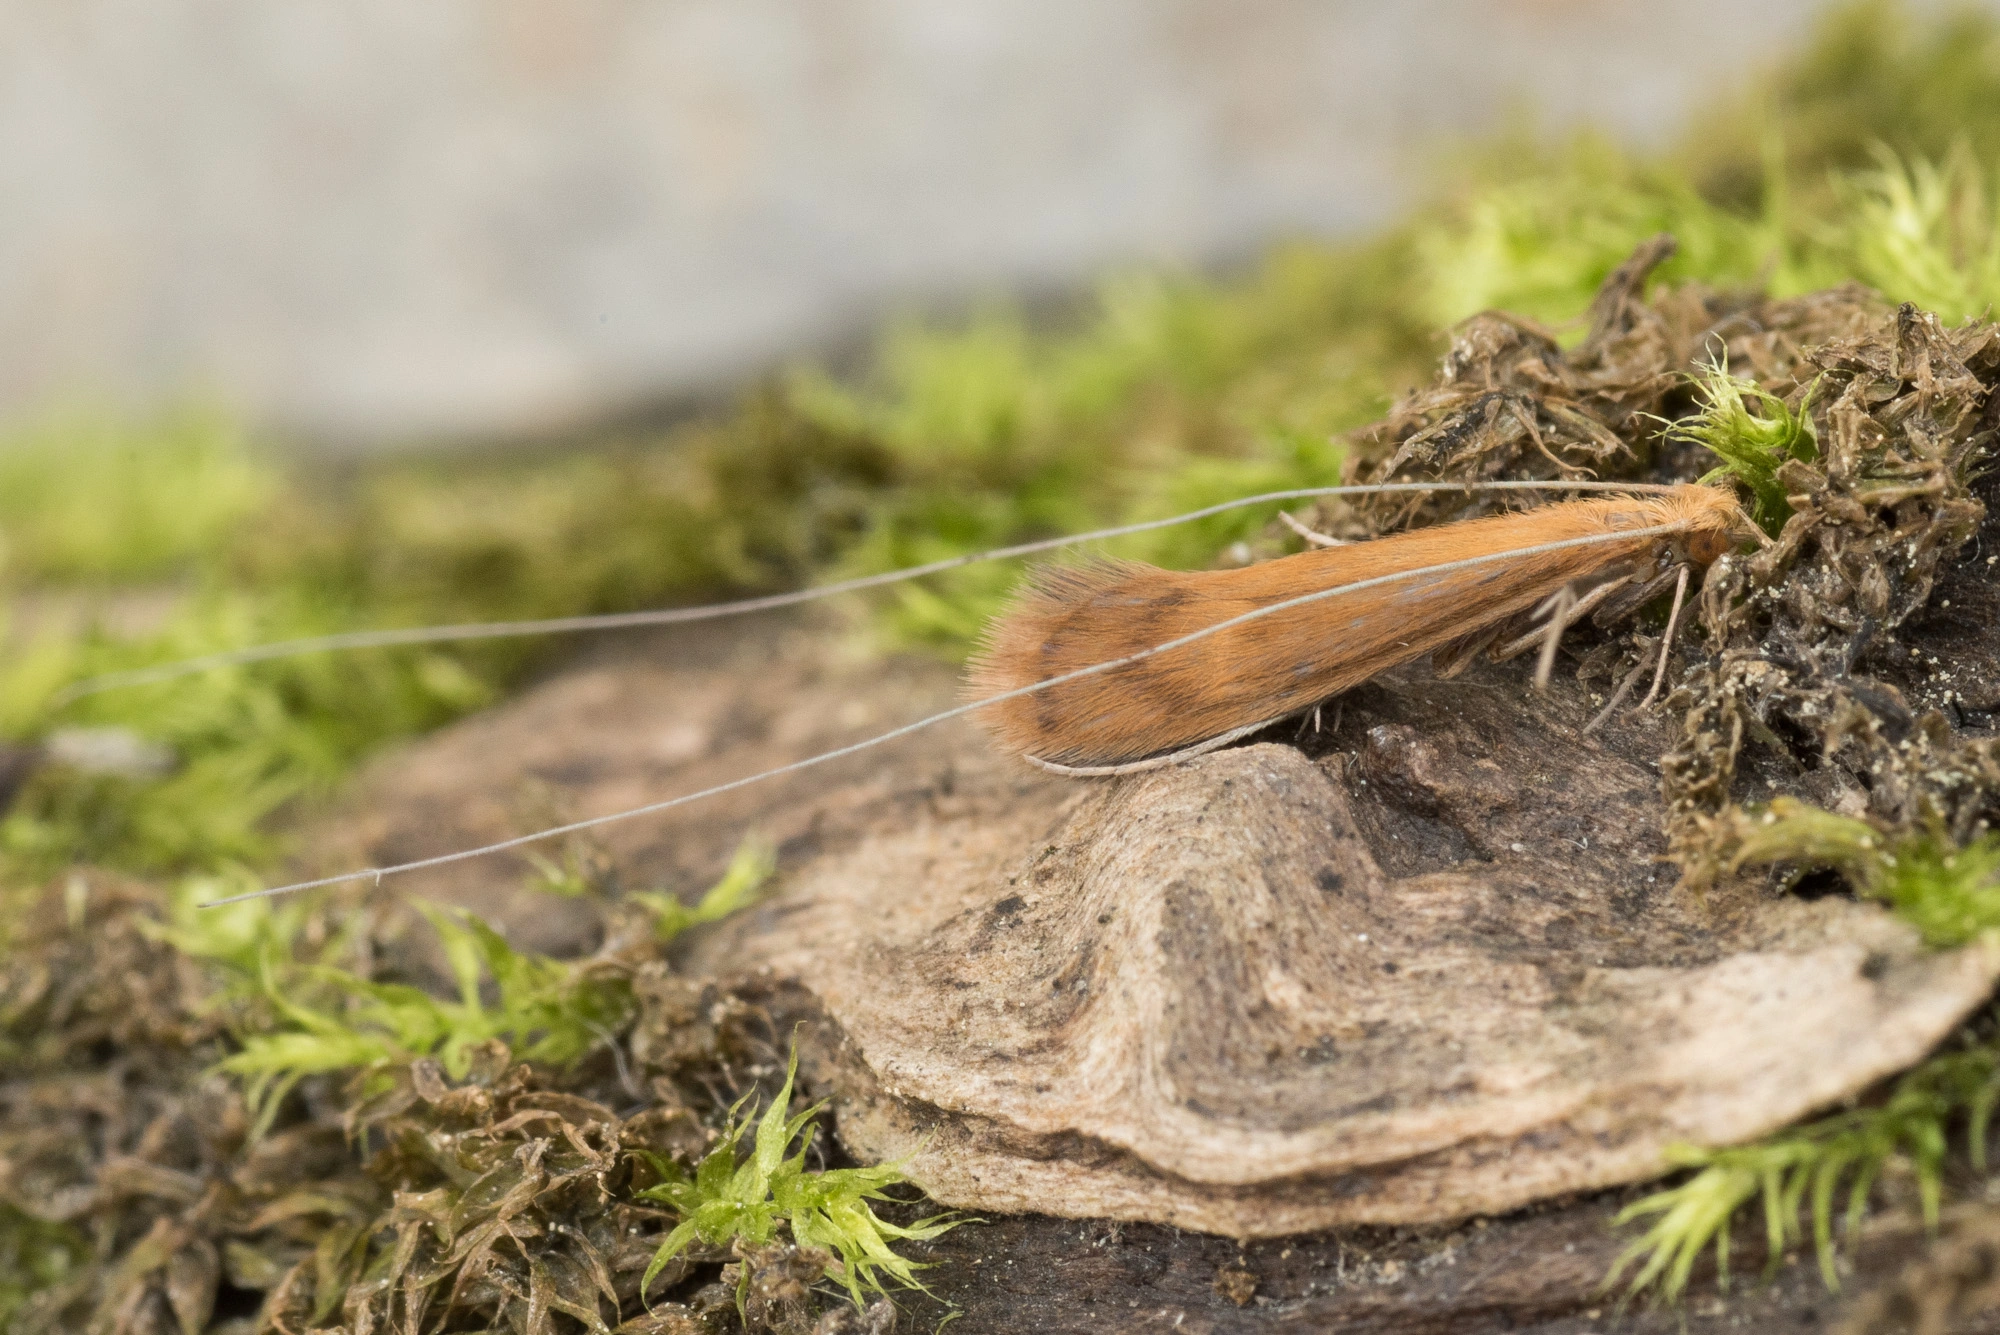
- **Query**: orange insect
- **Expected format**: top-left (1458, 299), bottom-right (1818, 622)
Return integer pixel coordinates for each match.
top-left (61, 479), bottom-right (1757, 902)
top-left (968, 483), bottom-right (1751, 771)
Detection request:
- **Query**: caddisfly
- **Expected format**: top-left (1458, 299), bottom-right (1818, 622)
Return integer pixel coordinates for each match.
top-left (57, 478), bottom-right (1758, 903)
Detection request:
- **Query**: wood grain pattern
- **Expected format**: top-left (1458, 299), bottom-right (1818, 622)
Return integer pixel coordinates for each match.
top-left (686, 739), bottom-right (2000, 1236)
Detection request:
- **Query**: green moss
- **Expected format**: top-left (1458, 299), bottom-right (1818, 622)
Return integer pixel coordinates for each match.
top-left (1686, 0), bottom-right (2000, 199)
top-left (1825, 142), bottom-right (2000, 324)
top-left (798, 251), bottom-right (1415, 651)
top-left (1708, 798), bottom-right (2000, 949)
top-left (0, 1205), bottom-right (85, 1330)
top-left (1414, 133), bottom-right (1817, 331)
top-left (0, 406), bottom-right (272, 584)
top-left (217, 901), bottom-right (635, 1137)
top-left (176, 838), bottom-right (773, 1137)
top-left (1417, 4), bottom-right (2000, 332)
top-left (1676, 358), bottom-right (1820, 535)
top-left (1610, 1045), bottom-right (2000, 1301)
top-left (1415, 133), bottom-right (2000, 333)
top-left (1, 592), bottom-right (495, 881)
top-left (635, 1047), bottom-right (964, 1310)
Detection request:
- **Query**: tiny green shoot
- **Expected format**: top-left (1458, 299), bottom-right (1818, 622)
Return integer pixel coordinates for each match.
top-left (524, 845), bottom-right (598, 898)
top-left (633, 835), bottom-right (777, 943)
top-left (1609, 1046), bottom-right (2000, 1301)
top-left (634, 1046), bottom-right (965, 1310)
top-left (1674, 356), bottom-right (1819, 535)
top-left (1714, 797), bottom-right (2000, 949)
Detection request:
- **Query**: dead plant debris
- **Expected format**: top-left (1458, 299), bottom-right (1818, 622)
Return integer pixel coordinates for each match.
top-left (0, 875), bottom-right (923, 1335)
top-left (16, 239), bottom-right (2000, 1332)
top-left (672, 239), bottom-right (2000, 1304)
top-left (1350, 233), bottom-right (2000, 871)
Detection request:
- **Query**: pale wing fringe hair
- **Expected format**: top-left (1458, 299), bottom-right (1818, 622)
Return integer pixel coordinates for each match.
top-left (61, 480), bottom-right (1680, 702)
top-left (204, 518), bottom-right (1691, 906)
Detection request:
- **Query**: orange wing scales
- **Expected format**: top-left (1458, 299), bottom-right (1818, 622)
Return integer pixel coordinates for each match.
top-left (965, 485), bottom-right (1742, 767)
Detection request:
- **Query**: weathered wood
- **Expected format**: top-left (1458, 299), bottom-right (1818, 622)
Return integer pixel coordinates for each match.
top-left (324, 561), bottom-right (2000, 1330)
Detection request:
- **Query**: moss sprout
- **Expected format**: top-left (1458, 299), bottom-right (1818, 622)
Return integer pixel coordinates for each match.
top-left (1707, 798), bottom-right (2000, 950)
top-left (634, 1046), bottom-right (965, 1311)
top-left (1610, 1046), bottom-right (2000, 1301)
top-left (1612, 798), bottom-right (2000, 1303)
top-left (1674, 357), bottom-right (1820, 535)
top-left (632, 833), bottom-right (777, 943)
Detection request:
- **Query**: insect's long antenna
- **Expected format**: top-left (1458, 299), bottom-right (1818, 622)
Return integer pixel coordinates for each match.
top-left (204, 518), bottom-right (1690, 906)
top-left (60, 479), bottom-right (1683, 703)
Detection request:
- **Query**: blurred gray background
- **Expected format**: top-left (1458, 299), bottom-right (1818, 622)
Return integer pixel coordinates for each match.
top-left (0, 0), bottom-right (1933, 448)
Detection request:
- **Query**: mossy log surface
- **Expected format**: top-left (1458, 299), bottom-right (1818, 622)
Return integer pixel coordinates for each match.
top-left (278, 265), bottom-right (2000, 1330)
top-left (314, 491), bottom-right (2000, 1331)
top-left (23, 259), bottom-right (2000, 1331)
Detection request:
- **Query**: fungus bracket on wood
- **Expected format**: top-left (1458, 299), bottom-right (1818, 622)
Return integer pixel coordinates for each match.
top-left (690, 734), bottom-right (2000, 1237)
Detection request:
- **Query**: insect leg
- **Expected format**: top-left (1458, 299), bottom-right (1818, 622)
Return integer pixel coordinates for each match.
top-left (1636, 564), bottom-right (1693, 711)
top-left (1533, 586), bottom-right (1579, 690)
top-left (1582, 656), bottom-right (1654, 734)
top-left (1278, 509), bottom-right (1348, 548)
top-left (1492, 577), bottom-right (1627, 664)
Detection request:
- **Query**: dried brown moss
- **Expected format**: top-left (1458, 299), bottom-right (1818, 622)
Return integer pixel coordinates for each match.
top-left (16, 243), bottom-right (2000, 1331)
top-left (1666, 305), bottom-right (2000, 863)
top-left (1837, 1204), bottom-right (2000, 1335)
top-left (0, 878), bottom-right (885, 1335)
top-left (1, 878), bottom-right (258, 1335)
top-left (1356, 234), bottom-right (1694, 510)
top-left (1350, 235), bottom-right (1885, 528)
top-left (1337, 236), bottom-right (2000, 881)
